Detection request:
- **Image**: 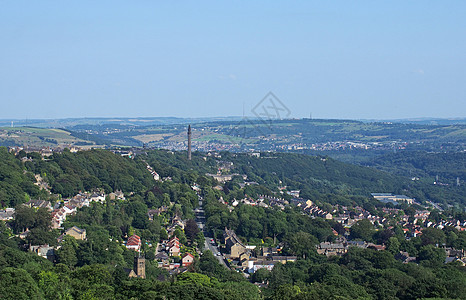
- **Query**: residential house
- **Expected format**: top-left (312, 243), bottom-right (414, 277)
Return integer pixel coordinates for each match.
top-left (238, 251), bottom-right (252, 268)
top-left (108, 190), bottom-right (125, 201)
top-left (347, 240), bottom-right (368, 249)
top-left (51, 209), bottom-right (65, 228)
top-left (170, 214), bottom-right (185, 230)
top-left (63, 204), bottom-right (77, 215)
top-left (224, 228), bottom-right (247, 259)
top-left (248, 260), bottom-right (276, 273)
top-left (60, 226), bottom-right (86, 241)
top-left (0, 208), bottom-right (15, 221)
top-left (262, 247), bottom-right (279, 257)
top-left (148, 206), bottom-right (169, 220)
top-left (90, 193), bottom-right (106, 203)
top-left (24, 199), bottom-right (52, 210)
top-left (395, 251), bottom-right (416, 264)
top-left (29, 244), bottom-right (55, 261)
top-left (367, 243), bottom-right (386, 251)
top-left (445, 247), bottom-right (464, 259)
top-left (316, 242), bottom-right (347, 256)
top-left (167, 237), bottom-right (181, 256)
top-left (271, 256), bottom-right (297, 264)
top-left (126, 234), bottom-right (142, 252)
top-left (155, 252), bottom-right (170, 268)
top-left (182, 253), bottom-right (195, 267)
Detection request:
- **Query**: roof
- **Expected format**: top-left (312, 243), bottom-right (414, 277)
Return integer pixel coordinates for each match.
top-left (254, 260), bottom-right (276, 266)
top-left (155, 252), bottom-right (169, 260)
top-left (127, 234), bottom-right (141, 246)
top-left (445, 257), bottom-right (456, 264)
top-left (271, 256), bottom-right (297, 261)
top-left (65, 226), bottom-right (86, 235)
top-left (318, 242), bottom-right (345, 249)
top-left (224, 228), bottom-right (246, 248)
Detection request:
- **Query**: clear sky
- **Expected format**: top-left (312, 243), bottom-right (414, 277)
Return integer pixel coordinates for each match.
top-left (1, 1), bottom-right (465, 120)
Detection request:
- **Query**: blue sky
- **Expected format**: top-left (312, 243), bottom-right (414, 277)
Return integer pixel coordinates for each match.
top-left (1, 1), bottom-right (465, 119)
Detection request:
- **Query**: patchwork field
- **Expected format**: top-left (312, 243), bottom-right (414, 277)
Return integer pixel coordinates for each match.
top-left (0, 127), bottom-right (93, 147)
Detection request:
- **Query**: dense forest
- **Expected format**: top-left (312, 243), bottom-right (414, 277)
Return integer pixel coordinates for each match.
top-left (24, 149), bottom-right (155, 197)
top-left (0, 147), bottom-right (47, 207)
top-left (315, 150), bottom-right (466, 183)
top-left (364, 152), bottom-right (466, 182)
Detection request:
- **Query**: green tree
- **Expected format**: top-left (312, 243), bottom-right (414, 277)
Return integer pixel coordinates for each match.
top-left (350, 219), bottom-right (375, 241)
top-left (160, 228), bottom-right (168, 240)
top-left (251, 268), bottom-right (271, 283)
top-left (174, 272), bottom-right (217, 287)
top-left (0, 267), bottom-right (42, 300)
top-left (174, 227), bottom-right (187, 245)
top-left (421, 228), bottom-right (446, 246)
top-left (38, 270), bottom-right (73, 300)
top-left (418, 245), bottom-right (446, 267)
top-left (195, 231), bottom-right (206, 251)
top-left (386, 236), bottom-right (401, 254)
top-left (185, 219), bottom-right (199, 243)
top-left (12, 205), bottom-right (35, 233)
top-left (287, 231), bottom-right (318, 259)
top-left (57, 236), bottom-right (79, 268)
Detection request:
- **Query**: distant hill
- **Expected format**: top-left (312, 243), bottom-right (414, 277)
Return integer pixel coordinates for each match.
top-left (0, 116), bottom-right (244, 128)
top-left (0, 127), bottom-right (93, 148)
top-left (362, 117), bottom-right (466, 125)
top-left (2, 118), bottom-right (466, 149)
top-left (2, 116), bottom-right (465, 128)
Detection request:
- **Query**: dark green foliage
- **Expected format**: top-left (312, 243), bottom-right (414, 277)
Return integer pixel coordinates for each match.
top-left (56, 236), bottom-right (78, 268)
top-left (350, 219), bottom-right (376, 242)
top-left (13, 206), bottom-right (52, 232)
top-left (0, 147), bottom-right (41, 207)
top-left (366, 151), bottom-right (466, 182)
top-left (262, 247), bottom-right (466, 300)
top-left (38, 270), bottom-right (73, 300)
top-left (0, 267), bottom-right (42, 300)
top-left (420, 227), bottom-right (446, 246)
top-left (25, 149), bottom-right (155, 197)
top-left (185, 218), bottom-right (200, 243)
top-left (325, 150), bottom-right (466, 207)
top-left (418, 245), bottom-right (447, 267)
top-left (286, 231), bottom-right (318, 258)
top-left (196, 250), bottom-right (244, 283)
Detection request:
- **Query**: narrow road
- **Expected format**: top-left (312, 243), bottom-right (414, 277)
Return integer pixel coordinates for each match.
top-left (194, 195), bottom-right (228, 268)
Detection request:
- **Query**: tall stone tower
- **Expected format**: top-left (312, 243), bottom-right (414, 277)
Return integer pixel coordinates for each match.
top-left (134, 255), bottom-right (146, 279)
top-left (187, 124), bottom-right (192, 161)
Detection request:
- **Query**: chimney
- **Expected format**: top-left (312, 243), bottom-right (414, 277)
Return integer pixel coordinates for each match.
top-left (187, 125), bottom-right (192, 161)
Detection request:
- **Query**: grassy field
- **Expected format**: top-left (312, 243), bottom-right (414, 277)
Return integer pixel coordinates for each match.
top-left (0, 127), bottom-right (92, 147)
